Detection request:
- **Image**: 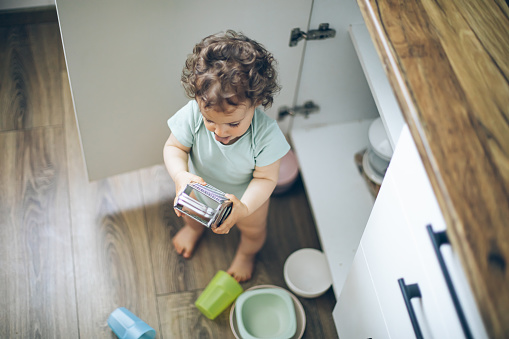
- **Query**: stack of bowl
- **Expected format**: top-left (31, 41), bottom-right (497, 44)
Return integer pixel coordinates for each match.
top-left (362, 118), bottom-right (393, 185)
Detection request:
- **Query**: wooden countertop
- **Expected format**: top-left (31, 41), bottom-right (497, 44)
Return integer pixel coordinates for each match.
top-left (357, 0), bottom-right (509, 337)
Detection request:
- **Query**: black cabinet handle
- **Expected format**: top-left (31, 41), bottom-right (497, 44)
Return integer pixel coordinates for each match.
top-left (427, 225), bottom-right (473, 339)
top-left (398, 278), bottom-right (424, 339)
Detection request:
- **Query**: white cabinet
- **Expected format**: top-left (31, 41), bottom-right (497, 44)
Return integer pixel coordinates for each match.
top-left (333, 244), bottom-right (389, 339)
top-left (291, 120), bottom-right (376, 298)
top-left (56, 0), bottom-right (376, 181)
top-left (358, 163), bottom-right (436, 338)
top-left (348, 23), bottom-right (405, 148)
top-left (335, 126), bottom-right (488, 338)
top-left (56, 0), bottom-right (315, 180)
top-left (289, 0), bottom-right (381, 299)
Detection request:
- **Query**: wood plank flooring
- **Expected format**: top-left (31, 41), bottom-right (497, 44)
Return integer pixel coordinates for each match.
top-left (0, 10), bottom-right (338, 339)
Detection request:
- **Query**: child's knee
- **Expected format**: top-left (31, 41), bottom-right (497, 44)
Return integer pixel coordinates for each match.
top-left (239, 222), bottom-right (267, 240)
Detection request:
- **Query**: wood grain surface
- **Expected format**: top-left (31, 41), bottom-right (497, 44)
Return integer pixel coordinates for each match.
top-left (0, 16), bottom-right (78, 337)
top-left (0, 126), bottom-right (79, 338)
top-left (358, 0), bottom-right (509, 337)
top-left (0, 23), bottom-right (64, 131)
top-left (0, 12), bottom-right (338, 338)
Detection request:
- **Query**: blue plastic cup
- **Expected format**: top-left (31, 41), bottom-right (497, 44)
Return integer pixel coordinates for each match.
top-left (107, 307), bottom-right (156, 339)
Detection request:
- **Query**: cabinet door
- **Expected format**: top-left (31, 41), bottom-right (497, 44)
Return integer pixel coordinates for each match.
top-left (354, 125), bottom-right (461, 338)
top-left (390, 127), bottom-right (488, 339)
top-left (291, 0), bottom-right (377, 130)
top-left (56, 0), bottom-right (313, 180)
top-left (334, 244), bottom-right (389, 339)
top-left (359, 126), bottom-right (487, 338)
top-left (390, 127), bottom-right (463, 337)
top-left (361, 172), bottom-right (440, 338)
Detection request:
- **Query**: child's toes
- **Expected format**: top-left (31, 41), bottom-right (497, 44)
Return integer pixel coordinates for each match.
top-left (182, 247), bottom-right (193, 258)
top-left (172, 239), bottom-right (182, 254)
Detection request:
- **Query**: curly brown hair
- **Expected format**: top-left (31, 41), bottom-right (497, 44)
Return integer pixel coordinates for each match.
top-left (181, 30), bottom-right (280, 111)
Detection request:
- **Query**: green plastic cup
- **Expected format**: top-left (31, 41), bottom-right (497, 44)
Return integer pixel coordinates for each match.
top-left (195, 270), bottom-right (244, 320)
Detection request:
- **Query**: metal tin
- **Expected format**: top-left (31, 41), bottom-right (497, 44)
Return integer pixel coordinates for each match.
top-left (174, 183), bottom-right (232, 229)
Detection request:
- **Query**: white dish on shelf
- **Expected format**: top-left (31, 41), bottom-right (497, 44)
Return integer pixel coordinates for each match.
top-left (362, 151), bottom-right (384, 185)
top-left (367, 148), bottom-right (389, 177)
top-left (368, 117), bottom-right (393, 161)
top-left (230, 285), bottom-right (306, 339)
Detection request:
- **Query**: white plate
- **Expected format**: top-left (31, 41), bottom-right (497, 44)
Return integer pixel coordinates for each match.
top-left (368, 117), bottom-right (393, 160)
top-left (362, 151), bottom-right (384, 185)
top-left (230, 285), bottom-right (306, 339)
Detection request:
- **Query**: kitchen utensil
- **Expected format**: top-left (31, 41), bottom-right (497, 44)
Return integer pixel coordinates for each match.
top-left (174, 183), bottom-right (232, 229)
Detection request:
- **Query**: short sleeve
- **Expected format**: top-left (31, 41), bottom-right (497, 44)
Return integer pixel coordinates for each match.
top-left (253, 112), bottom-right (291, 167)
top-left (167, 100), bottom-right (201, 148)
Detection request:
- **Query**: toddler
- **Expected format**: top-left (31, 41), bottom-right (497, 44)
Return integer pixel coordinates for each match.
top-left (163, 30), bottom-right (290, 282)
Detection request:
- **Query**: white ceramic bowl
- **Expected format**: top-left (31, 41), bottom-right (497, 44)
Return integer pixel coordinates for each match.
top-left (284, 248), bottom-right (332, 298)
top-left (362, 150), bottom-right (384, 185)
top-left (368, 117), bottom-right (393, 161)
top-left (367, 149), bottom-right (390, 177)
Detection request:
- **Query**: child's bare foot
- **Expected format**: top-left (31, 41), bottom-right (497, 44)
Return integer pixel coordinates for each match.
top-left (227, 252), bottom-right (256, 282)
top-left (172, 224), bottom-right (204, 258)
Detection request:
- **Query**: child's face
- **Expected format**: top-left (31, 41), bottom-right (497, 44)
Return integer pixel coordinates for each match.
top-left (198, 99), bottom-right (256, 145)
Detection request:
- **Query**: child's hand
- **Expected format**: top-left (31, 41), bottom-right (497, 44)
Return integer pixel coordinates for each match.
top-left (212, 194), bottom-right (248, 234)
top-left (173, 171), bottom-right (206, 217)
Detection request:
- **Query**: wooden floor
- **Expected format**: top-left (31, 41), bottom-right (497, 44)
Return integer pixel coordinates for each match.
top-left (0, 11), bottom-right (338, 339)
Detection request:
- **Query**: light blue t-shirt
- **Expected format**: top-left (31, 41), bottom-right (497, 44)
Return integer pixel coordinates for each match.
top-left (168, 100), bottom-right (290, 198)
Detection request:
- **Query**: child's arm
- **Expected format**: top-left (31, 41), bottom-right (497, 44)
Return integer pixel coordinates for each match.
top-left (213, 159), bottom-right (281, 234)
top-left (163, 134), bottom-right (206, 216)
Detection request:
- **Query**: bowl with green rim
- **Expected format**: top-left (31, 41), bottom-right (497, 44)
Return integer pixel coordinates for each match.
top-left (235, 288), bottom-right (297, 339)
